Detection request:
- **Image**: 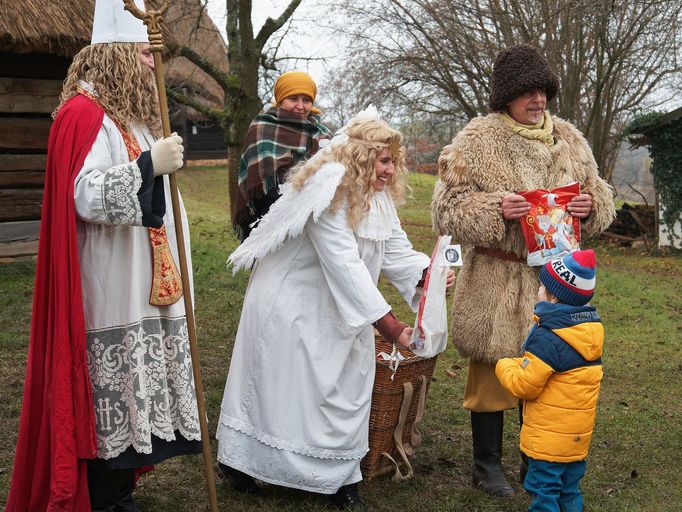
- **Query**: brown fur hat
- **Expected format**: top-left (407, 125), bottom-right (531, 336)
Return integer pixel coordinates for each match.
top-left (489, 44), bottom-right (559, 112)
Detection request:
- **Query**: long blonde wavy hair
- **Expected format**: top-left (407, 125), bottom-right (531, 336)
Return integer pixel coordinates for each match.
top-left (288, 117), bottom-right (407, 229)
top-left (55, 43), bottom-right (161, 137)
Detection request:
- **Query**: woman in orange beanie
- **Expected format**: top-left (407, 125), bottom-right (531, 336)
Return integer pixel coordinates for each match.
top-left (234, 70), bottom-right (331, 241)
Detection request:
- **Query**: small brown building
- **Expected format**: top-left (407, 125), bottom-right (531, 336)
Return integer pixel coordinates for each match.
top-left (0, 0), bottom-right (227, 257)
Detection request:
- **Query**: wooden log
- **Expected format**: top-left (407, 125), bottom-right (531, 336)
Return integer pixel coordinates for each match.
top-left (0, 53), bottom-right (71, 80)
top-left (0, 188), bottom-right (43, 222)
top-left (0, 117), bottom-right (52, 151)
top-left (0, 240), bottom-right (39, 258)
top-left (0, 77), bottom-right (62, 114)
top-left (0, 220), bottom-right (41, 243)
top-left (0, 154), bottom-right (47, 172)
top-left (0, 170), bottom-right (45, 187)
top-left (626, 208), bottom-right (652, 238)
top-left (600, 231), bottom-right (641, 242)
top-left (608, 203), bottom-right (656, 238)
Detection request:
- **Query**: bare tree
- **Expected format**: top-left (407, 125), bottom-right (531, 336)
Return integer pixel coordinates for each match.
top-left (167, 0), bottom-right (303, 222)
top-left (332, 0), bottom-right (682, 181)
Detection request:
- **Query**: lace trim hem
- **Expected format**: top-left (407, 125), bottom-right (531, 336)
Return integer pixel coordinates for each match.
top-left (216, 454), bottom-right (361, 494)
top-left (98, 424), bottom-right (202, 460)
top-left (218, 416), bottom-right (368, 461)
top-left (87, 315), bottom-right (200, 460)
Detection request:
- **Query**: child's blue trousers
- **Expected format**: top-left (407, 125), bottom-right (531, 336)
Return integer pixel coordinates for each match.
top-left (524, 458), bottom-right (586, 512)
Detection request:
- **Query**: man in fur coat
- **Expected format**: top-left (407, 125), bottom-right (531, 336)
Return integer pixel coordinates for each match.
top-left (431, 44), bottom-right (615, 497)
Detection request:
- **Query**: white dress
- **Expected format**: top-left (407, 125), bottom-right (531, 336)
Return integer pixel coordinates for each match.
top-left (73, 87), bottom-right (200, 461)
top-left (216, 164), bottom-right (430, 493)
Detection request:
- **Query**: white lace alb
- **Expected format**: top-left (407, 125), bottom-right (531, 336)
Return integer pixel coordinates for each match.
top-left (86, 316), bottom-right (201, 459)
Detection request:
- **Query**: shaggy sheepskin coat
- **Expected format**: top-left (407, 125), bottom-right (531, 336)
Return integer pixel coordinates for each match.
top-left (431, 113), bottom-right (615, 364)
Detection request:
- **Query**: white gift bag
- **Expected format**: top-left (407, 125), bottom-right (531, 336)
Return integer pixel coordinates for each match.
top-left (410, 235), bottom-right (455, 358)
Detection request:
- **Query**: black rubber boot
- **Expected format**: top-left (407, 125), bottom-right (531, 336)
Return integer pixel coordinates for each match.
top-left (115, 470), bottom-right (140, 512)
top-left (218, 462), bottom-right (261, 495)
top-left (518, 402), bottom-right (529, 484)
top-left (331, 483), bottom-right (367, 511)
top-left (471, 411), bottom-right (515, 497)
top-left (87, 464), bottom-right (139, 512)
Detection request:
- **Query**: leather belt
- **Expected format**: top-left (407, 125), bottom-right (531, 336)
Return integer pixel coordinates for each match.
top-left (474, 246), bottom-right (526, 264)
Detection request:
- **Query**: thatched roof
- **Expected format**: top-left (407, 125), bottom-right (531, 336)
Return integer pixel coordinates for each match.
top-left (0, 1), bottom-right (89, 56)
top-left (0, 0), bottom-right (227, 107)
top-left (162, 2), bottom-right (227, 108)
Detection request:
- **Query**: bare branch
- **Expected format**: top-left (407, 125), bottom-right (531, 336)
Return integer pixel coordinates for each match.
top-left (167, 87), bottom-right (226, 125)
top-left (179, 45), bottom-right (233, 92)
top-left (255, 0), bottom-right (303, 51)
top-left (329, 0), bottom-right (682, 179)
top-left (627, 183), bottom-right (650, 206)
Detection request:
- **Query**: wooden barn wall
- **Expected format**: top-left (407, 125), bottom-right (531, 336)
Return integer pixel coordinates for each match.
top-left (171, 109), bottom-right (228, 161)
top-left (0, 52), bottom-right (69, 256)
top-left (0, 54), bottom-right (226, 257)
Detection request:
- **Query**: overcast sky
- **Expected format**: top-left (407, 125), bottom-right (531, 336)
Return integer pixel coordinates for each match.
top-left (203, 1), bottom-right (681, 116)
top-left (205, 0), bottom-right (335, 86)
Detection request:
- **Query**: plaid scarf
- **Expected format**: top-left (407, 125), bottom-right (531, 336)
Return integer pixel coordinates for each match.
top-left (234, 107), bottom-right (331, 238)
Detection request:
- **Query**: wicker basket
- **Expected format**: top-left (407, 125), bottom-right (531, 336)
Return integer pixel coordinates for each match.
top-left (361, 334), bottom-right (438, 480)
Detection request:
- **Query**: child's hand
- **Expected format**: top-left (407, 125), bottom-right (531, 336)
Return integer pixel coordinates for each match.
top-left (396, 327), bottom-right (413, 349)
top-left (446, 270), bottom-right (456, 289)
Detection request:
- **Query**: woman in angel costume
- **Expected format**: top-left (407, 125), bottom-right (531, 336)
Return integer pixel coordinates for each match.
top-left (217, 108), bottom-right (432, 509)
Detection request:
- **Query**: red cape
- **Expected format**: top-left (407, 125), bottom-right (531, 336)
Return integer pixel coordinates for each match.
top-left (6, 95), bottom-right (103, 512)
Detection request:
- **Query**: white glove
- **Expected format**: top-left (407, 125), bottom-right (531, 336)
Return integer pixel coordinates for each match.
top-left (150, 133), bottom-right (184, 176)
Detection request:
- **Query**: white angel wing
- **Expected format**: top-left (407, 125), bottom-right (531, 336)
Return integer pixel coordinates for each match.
top-left (227, 162), bottom-right (346, 273)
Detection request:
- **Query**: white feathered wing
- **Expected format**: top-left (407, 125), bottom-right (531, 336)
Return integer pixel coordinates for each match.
top-left (228, 162), bottom-right (346, 273)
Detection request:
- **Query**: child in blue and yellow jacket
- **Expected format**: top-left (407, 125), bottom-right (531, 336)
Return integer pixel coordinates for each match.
top-left (496, 249), bottom-right (603, 512)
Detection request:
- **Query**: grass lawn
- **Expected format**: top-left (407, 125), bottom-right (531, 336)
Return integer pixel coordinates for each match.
top-left (1, 168), bottom-right (680, 511)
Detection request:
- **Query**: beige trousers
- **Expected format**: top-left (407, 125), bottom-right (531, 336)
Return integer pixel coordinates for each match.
top-left (463, 359), bottom-right (518, 412)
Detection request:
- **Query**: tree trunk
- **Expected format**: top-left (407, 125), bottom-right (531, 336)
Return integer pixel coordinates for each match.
top-left (225, 54), bottom-right (262, 226)
top-left (170, 0), bottom-right (303, 228)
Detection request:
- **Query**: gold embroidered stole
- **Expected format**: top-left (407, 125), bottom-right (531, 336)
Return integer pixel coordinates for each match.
top-left (77, 87), bottom-right (183, 306)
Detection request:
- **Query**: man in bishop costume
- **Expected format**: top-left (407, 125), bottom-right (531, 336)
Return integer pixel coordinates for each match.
top-left (6, 1), bottom-right (201, 510)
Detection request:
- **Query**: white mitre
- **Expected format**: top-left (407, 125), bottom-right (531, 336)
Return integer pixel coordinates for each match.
top-left (91, 0), bottom-right (149, 44)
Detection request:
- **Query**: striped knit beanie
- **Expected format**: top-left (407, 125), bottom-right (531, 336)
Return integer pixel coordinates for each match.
top-left (539, 249), bottom-right (596, 306)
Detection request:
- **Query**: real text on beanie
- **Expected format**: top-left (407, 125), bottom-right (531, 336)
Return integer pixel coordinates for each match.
top-left (539, 249), bottom-right (597, 306)
top-left (489, 44), bottom-right (559, 112)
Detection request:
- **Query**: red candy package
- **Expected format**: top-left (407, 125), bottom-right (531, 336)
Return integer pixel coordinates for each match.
top-left (519, 182), bottom-right (581, 266)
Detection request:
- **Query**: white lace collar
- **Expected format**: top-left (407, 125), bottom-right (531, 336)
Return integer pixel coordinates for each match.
top-left (355, 190), bottom-right (395, 241)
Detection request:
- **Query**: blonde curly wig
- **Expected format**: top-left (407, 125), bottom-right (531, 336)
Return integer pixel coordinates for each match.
top-left (55, 43), bottom-right (161, 137)
top-left (288, 117), bottom-right (407, 229)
